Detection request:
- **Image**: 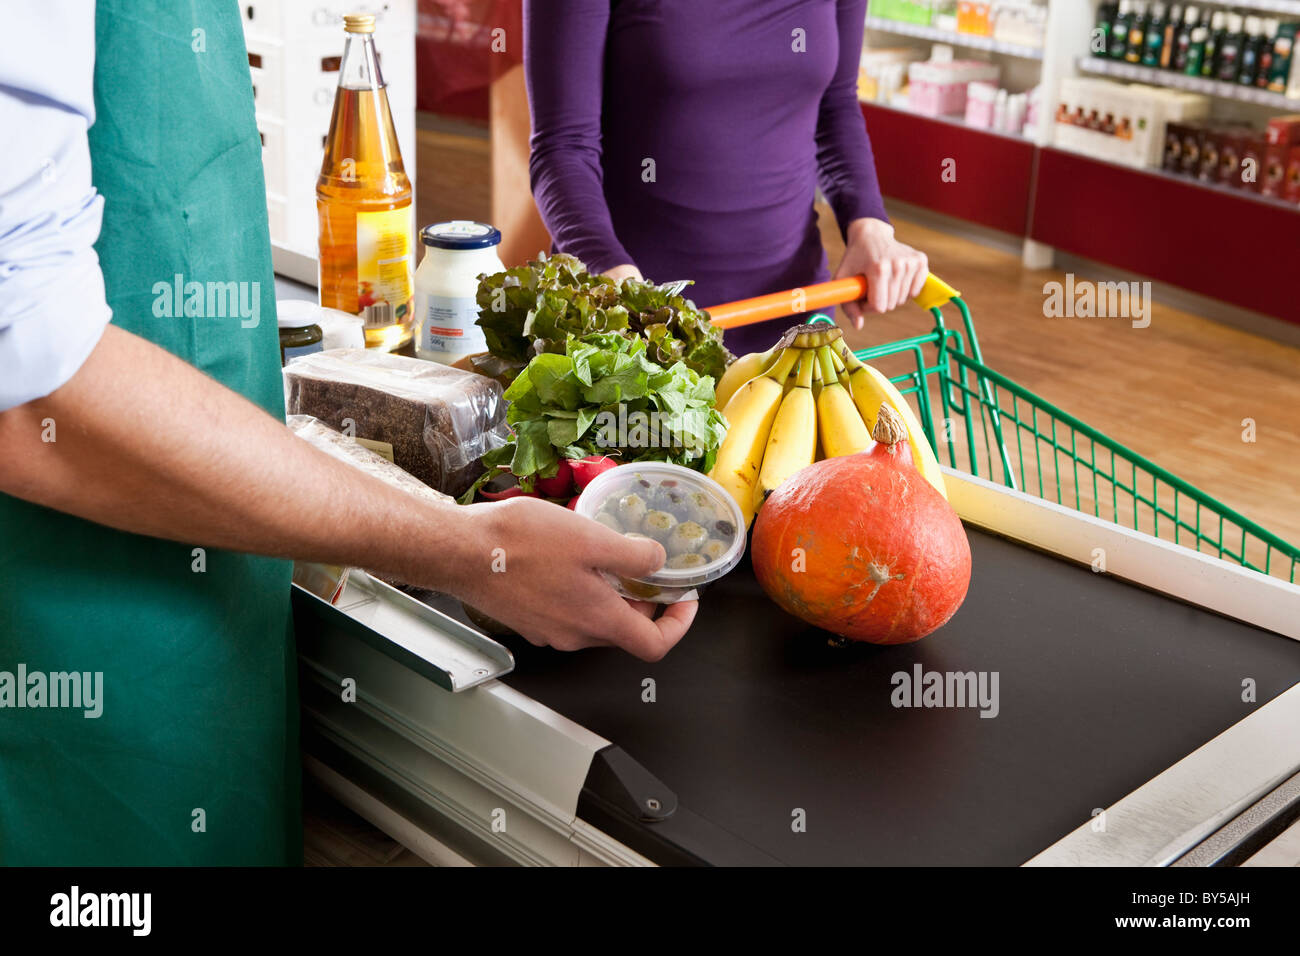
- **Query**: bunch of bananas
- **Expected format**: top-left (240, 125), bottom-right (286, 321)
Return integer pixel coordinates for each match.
top-left (709, 322), bottom-right (947, 528)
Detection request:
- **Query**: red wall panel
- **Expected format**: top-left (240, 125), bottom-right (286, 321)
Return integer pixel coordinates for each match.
top-left (861, 103), bottom-right (1035, 237)
top-left (1031, 147), bottom-right (1300, 326)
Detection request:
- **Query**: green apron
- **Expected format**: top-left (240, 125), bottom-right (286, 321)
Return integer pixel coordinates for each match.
top-left (0, 1), bottom-right (300, 865)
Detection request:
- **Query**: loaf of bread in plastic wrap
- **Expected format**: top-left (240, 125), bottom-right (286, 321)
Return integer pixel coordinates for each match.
top-left (286, 414), bottom-right (454, 507)
top-left (283, 349), bottom-right (509, 497)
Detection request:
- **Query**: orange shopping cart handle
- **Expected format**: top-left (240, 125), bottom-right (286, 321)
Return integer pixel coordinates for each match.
top-left (706, 273), bottom-right (959, 329)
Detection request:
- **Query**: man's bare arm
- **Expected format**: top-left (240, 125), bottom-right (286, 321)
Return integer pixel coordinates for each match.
top-left (0, 325), bottom-right (694, 660)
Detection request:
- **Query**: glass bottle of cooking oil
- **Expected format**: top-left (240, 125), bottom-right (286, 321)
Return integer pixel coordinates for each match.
top-left (317, 14), bottom-right (414, 350)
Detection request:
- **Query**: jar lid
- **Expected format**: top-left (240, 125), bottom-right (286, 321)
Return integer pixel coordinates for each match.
top-left (420, 220), bottom-right (502, 250)
top-left (276, 299), bottom-right (358, 333)
top-left (276, 299), bottom-right (325, 330)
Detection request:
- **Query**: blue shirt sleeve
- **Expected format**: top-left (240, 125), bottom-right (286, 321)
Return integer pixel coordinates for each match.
top-left (0, 5), bottom-right (112, 411)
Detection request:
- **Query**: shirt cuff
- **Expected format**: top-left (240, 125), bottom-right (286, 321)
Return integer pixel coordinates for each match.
top-left (0, 195), bottom-right (113, 411)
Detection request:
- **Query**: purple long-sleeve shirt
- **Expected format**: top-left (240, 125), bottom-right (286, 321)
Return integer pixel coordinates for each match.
top-left (524, 0), bottom-right (888, 355)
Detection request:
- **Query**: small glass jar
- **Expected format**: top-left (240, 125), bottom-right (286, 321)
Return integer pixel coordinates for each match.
top-left (413, 221), bottom-right (504, 365)
top-left (278, 314), bottom-right (323, 366)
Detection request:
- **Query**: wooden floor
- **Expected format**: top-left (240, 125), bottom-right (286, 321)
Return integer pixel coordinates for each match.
top-left (302, 775), bottom-right (429, 867)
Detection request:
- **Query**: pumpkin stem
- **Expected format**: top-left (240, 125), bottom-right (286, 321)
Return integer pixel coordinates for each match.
top-left (872, 404), bottom-right (908, 446)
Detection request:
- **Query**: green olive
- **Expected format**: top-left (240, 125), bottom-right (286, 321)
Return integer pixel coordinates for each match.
top-left (617, 493), bottom-right (647, 527)
top-left (700, 538), bottom-right (728, 562)
top-left (642, 510), bottom-right (678, 541)
top-left (685, 491), bottom-right (716, 525)
top-left (666, 520), bottom-right (708, 557)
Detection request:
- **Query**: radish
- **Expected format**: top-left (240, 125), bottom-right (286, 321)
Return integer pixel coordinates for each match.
top-left (569, 455), bottom-right (618, 490)
top-left (533, 459), bottom-right (575, 498)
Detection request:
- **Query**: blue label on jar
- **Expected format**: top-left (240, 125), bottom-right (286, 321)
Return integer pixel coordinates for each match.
top-left (282, 341), bottom-right (324, 365)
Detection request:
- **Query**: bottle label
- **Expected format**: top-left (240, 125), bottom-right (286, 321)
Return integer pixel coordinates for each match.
top-left (355, 207), bottom-right (413, 329)
top-left (417, 293), bottom-right (487, 355)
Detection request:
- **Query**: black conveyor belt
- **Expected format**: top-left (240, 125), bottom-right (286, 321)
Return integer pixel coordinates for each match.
top-left (501, 529), bottom-right (1300, 866)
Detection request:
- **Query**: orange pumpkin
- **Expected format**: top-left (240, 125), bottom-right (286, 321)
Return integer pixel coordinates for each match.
top-left (751, 406), bottom-right (971, 644)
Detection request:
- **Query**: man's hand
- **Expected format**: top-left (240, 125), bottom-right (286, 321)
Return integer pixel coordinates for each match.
top-left (447, 496), bottom-right (697, 661)
top-left (833, 218), bottom-right (929, 328)
top-left (0, 326), bottom-right (698, 662)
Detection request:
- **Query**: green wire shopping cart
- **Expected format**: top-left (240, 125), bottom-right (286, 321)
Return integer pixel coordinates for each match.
top-left (708, 274), bottom-right (1300, 585)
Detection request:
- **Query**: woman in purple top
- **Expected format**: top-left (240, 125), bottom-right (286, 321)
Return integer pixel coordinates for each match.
top-left (524, 0), bottom-right (930, 356)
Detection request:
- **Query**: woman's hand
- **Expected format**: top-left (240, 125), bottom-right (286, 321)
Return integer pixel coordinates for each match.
top-left (833, 218), bottom-right (929, 328)
top-left (602, 263), bottom-right (643, 283)
top-left (447, 496), bottom-right (697, 661)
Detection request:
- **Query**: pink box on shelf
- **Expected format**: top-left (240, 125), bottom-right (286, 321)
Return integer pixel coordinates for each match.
top-left (908, 61), bottom-right (1000, 117)
top-left (965, 81), bottom-right (998, 128)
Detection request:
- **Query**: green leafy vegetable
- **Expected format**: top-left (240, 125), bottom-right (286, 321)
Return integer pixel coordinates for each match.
top-left (475, 252), bottom-right (732, 384)
top-left (458, 334), bottom-right (728, 503)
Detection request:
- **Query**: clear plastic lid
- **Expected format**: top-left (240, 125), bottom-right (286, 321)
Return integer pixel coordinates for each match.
top-left (575, 462), bottom-right (746, 595)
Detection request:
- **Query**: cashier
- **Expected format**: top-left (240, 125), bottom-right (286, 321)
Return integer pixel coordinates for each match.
top-left (525, 0), bottom-right (931, 355)
top-left (0, 3), bottom-right (693, 866)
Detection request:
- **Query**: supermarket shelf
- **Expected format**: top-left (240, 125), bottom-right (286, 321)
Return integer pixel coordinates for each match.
top-left (1031, 146), bottom-right (1300, 324)
top-left (864, 16), bottom-right (1044, 61)
top-left (1049, 141), bottom-right (1300, 216)
top-left (1217, 0), bottom-right (1300, 14)
top-left (1078, 56), bottom-right (1300, 110)
top-left (864, 97), bottom-right (1034, 144)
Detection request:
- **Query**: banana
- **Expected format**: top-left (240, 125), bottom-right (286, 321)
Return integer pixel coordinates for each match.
top-left (830, 347), bottom-right (852, 388)
top-left (754, 350), bottom-right (817, 511)
top-left (714, 322), bottom-right (842, 408)
top-left (710, 347), bottom-right (803, 527)
top-left (837, 343), bottom-right (948, 498)
top-left (713, 347), bottom-right (775, 410)
top-left (814, 346), bottom-right (872, 459)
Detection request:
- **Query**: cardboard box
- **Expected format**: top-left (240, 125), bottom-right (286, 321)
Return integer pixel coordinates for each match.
top-left (1239, 136), bottom-right (1267, 193)
top-left (1198, 128), bottom-right (1223, 183)
top-left (1218, 130), bottom-right (1249, 188)
top-left (1164, 122), bottom-right (1188, 173)
top-left (1265, 115), bottom-right (1300, 147)
top-left (1180, 125), bottom-right (1202, 176)
top-left (1263, 142), bottom-right (1290, 197)
top-left (1284, 146), bottom-right (1300, 204)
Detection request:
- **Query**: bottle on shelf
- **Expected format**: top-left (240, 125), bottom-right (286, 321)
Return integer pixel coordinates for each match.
top-left (1201, 10), bottom-right (1227, 79)
top-left (1256, 19), bottom-right (1279, 89)
top-left (316, 14), bottom-right (415, 352)
top-left (1173, 5), bottom-right (1199, 73)
top-left (1185, 12), bottom-right (1209, 77)
top-left (1126, 1), bottom-right (1148, 65)
top-left (1160, 3), bottom-right (1182, 70)
top-left (1142, 2), bottom-right (1167, 68)
top-left (1215, 13), bottom-right (1245, 84)
top-left (1239, 16), bottom-right (1263, 86)
top-left (1095, 3), bottom-right (1118, 58)
top-left (1111, 0), bottom-right (1132, 61)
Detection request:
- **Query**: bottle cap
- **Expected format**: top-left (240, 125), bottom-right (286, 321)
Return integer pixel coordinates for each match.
top-left (344, 14), bottom-right (376, 33)
top-left (420, 220), bottom-right (502, 250)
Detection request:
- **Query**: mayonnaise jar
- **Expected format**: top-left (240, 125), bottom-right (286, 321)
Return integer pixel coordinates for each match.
top-left (413, 221), bottom-right (504, 364)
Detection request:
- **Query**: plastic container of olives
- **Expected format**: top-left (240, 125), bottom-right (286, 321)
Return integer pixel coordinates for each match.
top-left (574, 462), bottom-right (746, 604)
